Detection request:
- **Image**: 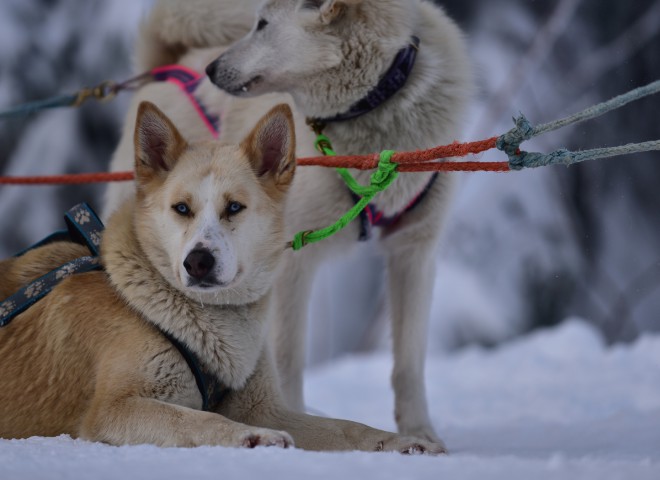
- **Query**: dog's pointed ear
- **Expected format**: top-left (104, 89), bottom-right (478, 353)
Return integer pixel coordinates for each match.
top-left (303, 0), bottom-right (362, 24)
top-left (241, 104), bottom-right (296, 188)
top-left (134, 101), bottom-right (187, 186)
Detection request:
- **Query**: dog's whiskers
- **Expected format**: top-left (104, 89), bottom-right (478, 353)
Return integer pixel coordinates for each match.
top-left (195, 292), bottom-right (205, 308)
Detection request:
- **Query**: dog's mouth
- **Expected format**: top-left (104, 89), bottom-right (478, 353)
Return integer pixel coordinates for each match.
top-left (184, 269), bottom-right (241, 292)
top-left (188, 280), bottom-right (220, 289)
top-left (186, 277), bottom-right (223, 290)
top-left (225, 75), bottom-right (263, 96)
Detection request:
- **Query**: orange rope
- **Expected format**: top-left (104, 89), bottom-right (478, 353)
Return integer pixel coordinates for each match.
top-left (297, 137), bottom-right (500, 169)
top-left (398, 161), bottom-right (509, 172)
top-left (397, 136), bottom-right (499, 163)
top-left (0, 172), bottom-right (134, 185)
top-left (0, 137), bottom-right (508, 185)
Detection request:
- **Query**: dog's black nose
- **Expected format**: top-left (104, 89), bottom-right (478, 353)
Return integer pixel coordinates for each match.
top-left (205, 61), bottom-right (217, 81)
top-left (184, 249), bottom-right (216, 280)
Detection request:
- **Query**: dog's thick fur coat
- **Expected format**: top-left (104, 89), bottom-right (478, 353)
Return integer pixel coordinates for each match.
top-left (0, 103), bottom-right (444, 453)
top-left (105, 0), bottom-right (473, 446)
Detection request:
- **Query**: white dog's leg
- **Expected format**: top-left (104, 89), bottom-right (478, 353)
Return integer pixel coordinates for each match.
top-left (386, 242), bottom-right (443, 445)
top-left (269, 250), bottom-right (319, 411)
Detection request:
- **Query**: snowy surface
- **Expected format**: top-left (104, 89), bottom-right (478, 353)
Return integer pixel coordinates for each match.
top-left (1, 320), bottom-right (659, 479)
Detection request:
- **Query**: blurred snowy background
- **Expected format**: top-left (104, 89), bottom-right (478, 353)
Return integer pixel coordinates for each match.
top-left (1, 0), bottom-right (659, 364)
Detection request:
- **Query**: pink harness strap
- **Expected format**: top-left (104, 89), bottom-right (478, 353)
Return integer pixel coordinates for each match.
top-left (151, 65), bottom-right (220, 139)
top-left (352, 172), bottom-right (439, 241)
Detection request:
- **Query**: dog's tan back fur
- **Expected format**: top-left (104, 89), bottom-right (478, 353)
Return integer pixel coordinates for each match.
top-left (0, 268), bottom-right (165, 440)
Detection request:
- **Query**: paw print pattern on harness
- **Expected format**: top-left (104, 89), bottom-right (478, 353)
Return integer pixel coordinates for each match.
top-left (0, 203), bottom-right (104, 328)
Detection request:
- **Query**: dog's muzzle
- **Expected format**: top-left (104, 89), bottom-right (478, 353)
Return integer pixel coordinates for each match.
top-left (205, 59), bottom-right (261, 96)
top-left (184, 248), bottom-right (217, 286)
top-left (205, 62), bottom-right (219, 83)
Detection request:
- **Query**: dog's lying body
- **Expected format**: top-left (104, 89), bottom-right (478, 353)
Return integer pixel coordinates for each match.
top-left (0, 103), bottom-right (444, 454)
top-left (104, 0), bottom-right (473, 446)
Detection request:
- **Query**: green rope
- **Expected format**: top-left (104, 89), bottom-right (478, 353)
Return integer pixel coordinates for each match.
top-left (290, 135), bottom-right (398, 251)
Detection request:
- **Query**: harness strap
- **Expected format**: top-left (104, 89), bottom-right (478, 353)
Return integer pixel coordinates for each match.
top-left (0, 256), bottom-right (101, 327)
top-left (151, 65), bottom-right (220, 138)
top-left (1, 203), bottom-right (104, 326)
top-left (307, 36), bottom-right (420, 133)
top-left (13, 203), bottom-right (104, 258)
top-left (160, 330), bottom-right (229, 412)
top-left (353, 172), bottom-right (439, 241)
top-left (63, 203), bottom-right (104, 256)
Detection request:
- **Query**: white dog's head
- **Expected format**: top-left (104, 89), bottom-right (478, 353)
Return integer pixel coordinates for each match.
top-left (205, 0), bottom-right (413, 115)
top-left (131, 101), bottom-right (296, 305)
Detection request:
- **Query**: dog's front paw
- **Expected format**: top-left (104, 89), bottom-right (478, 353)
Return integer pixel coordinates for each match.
top-left (398, 424), bottom-right (445, 446)
top-left (376, 435), bottom-right (447, 456)
top-left (237, 428), bottom-right (294, 449)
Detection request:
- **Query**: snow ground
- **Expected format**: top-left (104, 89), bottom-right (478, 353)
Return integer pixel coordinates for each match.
top-left (1, 321), bottom-right (658, 479)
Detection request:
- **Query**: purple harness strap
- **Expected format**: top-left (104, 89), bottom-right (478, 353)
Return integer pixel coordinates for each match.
top-left (151, 65), bottom-right (220, 138)
top-left (307, 36), bottom-right (420, 129)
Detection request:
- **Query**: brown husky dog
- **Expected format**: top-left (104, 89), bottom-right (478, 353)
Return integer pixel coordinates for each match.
top-left (0, 101), bottom-right (444, 454)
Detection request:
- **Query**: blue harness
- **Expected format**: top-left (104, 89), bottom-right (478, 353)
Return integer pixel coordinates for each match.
top-left (0, 203), bottom-right (228, 411)
top-left (0, 203), bottom-right (103, 327)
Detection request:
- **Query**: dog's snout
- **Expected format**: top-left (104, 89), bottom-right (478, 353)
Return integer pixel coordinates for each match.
top-left (184, 249), bottom-right (216, 281)
top-left (204, 57), bottom-right (246, 95)
top-left (205, 61), bottom-right (218, 81)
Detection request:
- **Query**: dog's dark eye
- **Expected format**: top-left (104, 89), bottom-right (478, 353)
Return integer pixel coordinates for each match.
top-left (173, 202), bottom-right (192, 216)
top-left (227, 201), bottom-right (244, 215)
top-left (256, 18), bottom-right (268, 31)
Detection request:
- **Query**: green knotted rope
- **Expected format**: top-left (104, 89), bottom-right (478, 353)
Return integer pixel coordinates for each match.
top-left (290, 135), bottom-right (399, 251)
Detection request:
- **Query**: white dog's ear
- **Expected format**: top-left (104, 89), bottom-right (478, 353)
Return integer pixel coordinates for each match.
top-left (241, 104), bottom-right (296, 188)
top-left (133, 101), bottom-right (187, 186)
top-left (303, 0), bottom-right (362, 25)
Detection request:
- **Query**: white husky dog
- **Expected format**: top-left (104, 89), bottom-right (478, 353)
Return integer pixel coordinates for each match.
top-left (105, 0), bottom-right (473, 448)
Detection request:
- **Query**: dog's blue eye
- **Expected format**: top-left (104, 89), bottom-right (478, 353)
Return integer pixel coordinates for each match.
top-left (227, 201), bottom-right (244, 215)
top-left (256, 18), bottom-right (268, 31)
top-left (173, 202), bottom-right (191, 216)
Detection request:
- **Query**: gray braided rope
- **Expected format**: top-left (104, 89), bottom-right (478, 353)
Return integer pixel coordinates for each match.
top-left (497, 79), bottom-right (660, 170)
top-left (0, 94), bottom-right (79, 119)
top-left (508, 140), bottom-right (660, 170)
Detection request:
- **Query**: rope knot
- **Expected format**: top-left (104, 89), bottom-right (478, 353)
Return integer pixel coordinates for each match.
top-left (315, 134), bottom-right (334, 155)
top-left (291, 230), bottom-right (312, 251)
top-left (497, 113), bottom-right (535, 155)
top-left (509, 148), bottom-right (573, 170)
top-left (291, 143), bottom-right (400, 250)
top-left (369, 150), bottom-right (399, 191)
